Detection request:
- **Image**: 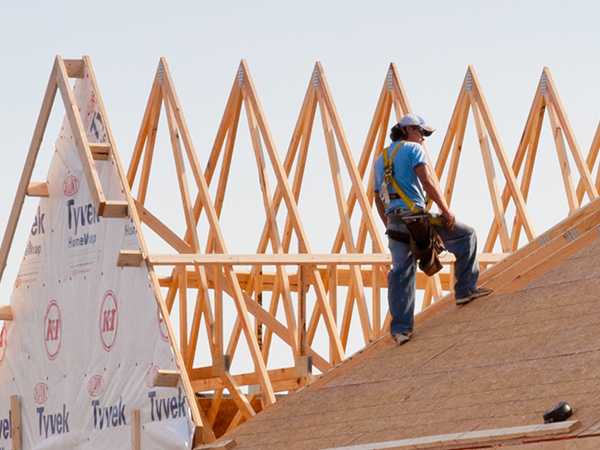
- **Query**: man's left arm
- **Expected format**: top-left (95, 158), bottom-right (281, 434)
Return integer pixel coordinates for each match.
top-left (374, 194), bottom-right (387, 227)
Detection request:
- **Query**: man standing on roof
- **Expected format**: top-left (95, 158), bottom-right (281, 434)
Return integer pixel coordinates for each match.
top-left (374, 114), bottom-right (491, 345)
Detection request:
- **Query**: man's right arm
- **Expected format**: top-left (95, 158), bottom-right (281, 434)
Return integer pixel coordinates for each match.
top-left (414, 163), bottom-right (456, 229)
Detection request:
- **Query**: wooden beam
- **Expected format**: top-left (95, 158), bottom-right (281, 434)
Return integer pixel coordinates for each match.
top-left (206, 388), bottom-right (223, 427)
top-left (153, 369), bottom-right (180, 388)
top-left (10, 395), bottom-right (21, 450)
top-left (98, 200), bottom-right (129, 218)
top-left (116, 250), bottom-right (144, 267)
top-left (178, 267), bottom-right (189, 364)
top-left (148, 253), bottom-right (391, 266)
top-left (191, 367), bottom-right (303, 392)
top-left (63, 59), bottom-right (84, 78)
top-left (134, 201), bottom-right (193, 254)
top-left (127, 68), bottom-right (161, 187)
top-left (547, 101), bottom-right (578, 212)
top-left (580, 121), bottom-right (600, 201)
top-left (158, 267), bottom-right (455, 291)
top-left (26, 181), bottom-right (48, 197)
top-left (0, 306), bottom-right (13, 321)
top-left (298, 266), bottom-right (307, 356)
top-left (131, 409), bottom-right (141, 450)
top-left (221, 372), bottom-right (255, 420)
top-left (89, 142), bottom-right (111, 160)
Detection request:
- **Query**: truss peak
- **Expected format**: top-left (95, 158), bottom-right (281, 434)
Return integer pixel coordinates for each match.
top-left (483, 67), bottom-right (598, 254)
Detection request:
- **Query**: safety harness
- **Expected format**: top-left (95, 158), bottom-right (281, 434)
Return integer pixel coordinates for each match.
top-left (381, 141), bottom-right (417, 210)
top-left (380, 141), bottom-right (445, 276)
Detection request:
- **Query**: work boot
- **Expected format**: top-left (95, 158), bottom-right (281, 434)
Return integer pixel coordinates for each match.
top-left (456, 286), bottom-right (493, 305)
top-left (392, 332), bottom-right (412, 345)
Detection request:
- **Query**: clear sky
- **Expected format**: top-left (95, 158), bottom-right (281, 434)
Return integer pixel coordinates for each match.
top-left (1, 0), bottom-right (600, 369)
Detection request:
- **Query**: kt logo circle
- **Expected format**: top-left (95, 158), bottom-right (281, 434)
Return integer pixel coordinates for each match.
top-left (44, 300), bottom-right (61, 360)
top-left (99, 290), bottom-right (118, 352)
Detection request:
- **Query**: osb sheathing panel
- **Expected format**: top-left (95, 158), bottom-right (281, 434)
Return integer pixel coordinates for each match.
top-left (227, 239), bottom-right (600, 449)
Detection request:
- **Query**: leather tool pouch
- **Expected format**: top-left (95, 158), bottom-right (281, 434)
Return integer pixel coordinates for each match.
top-left (402, 215), bottom-right (445, 276)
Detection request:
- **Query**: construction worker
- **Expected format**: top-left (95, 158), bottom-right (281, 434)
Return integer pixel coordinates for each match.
top-left (374, 114), bottom-right (492, 345)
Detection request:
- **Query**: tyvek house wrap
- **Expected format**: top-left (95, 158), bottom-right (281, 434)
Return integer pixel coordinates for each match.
top-left (0, 69), bottom-right (194, 449)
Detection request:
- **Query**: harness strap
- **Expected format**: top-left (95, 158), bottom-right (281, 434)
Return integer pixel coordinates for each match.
top-left (382, 141), bottom-right (418, 213)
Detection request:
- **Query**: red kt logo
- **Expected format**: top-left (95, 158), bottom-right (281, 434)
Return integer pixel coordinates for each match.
top-left (63, 175), bottom-right (79, 197)
top-left (44, 300), bottom-right (61, 360)
top-left (99, 290), bottom-right (118, 352)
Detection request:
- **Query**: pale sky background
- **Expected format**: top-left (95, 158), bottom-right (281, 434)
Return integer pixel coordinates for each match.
top-left (1, 0), bottom-right (600, 374)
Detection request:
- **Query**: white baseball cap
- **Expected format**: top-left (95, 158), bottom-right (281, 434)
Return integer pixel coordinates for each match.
top-left (398, 114), bottom-right (434, 136)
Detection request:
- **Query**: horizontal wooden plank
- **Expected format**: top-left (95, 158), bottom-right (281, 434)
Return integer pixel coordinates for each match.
top-left (89, 142), bottom-right (111, 160)
top-left (190, 366), bottom-right (303, 392)
top-left (324, 420), bottom-right (578, 450)
top-left (0, 305), bottom-right (13, 321)
top-left (189, 365), bottom-right (222, 380)
top-left (154, 369), bottom-right (180, 388)
top-left (149, 253), bottom-right (392, 266)
top-left (158, 268), bottom-right (453, 290)
top-left (26, 181), bottom-right (48, 197)
top-left (63, 59), bottom-right (84, 78)
top-left (99, 200), bottom-right (129, 218)
top-left (117, 250), bottom-right (143, 267)
top-left (149, 252), bottom-right (506, 268)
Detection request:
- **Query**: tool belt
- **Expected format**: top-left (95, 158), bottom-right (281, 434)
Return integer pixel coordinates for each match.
top-left (387, 212), bottom-right (445, 276)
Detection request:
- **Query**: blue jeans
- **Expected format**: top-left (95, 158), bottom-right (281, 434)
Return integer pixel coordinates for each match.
top-left (387, 220), bottom-right (479, 335)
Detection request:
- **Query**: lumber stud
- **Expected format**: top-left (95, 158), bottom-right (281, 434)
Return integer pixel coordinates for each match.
top-left (26, 181), bottom-right (49, 197)
top-left (63, 59), bottom-right (84, 78)
top-left (131, 409), bottom-right (141, 450)
top-left (117, 250), bottom-right (144, 267)
top-left (153, 369), bottom-right (181, 388)
top-left (99, 200), bottom-right (129, 218)
top-left (90, 142), bottom-right (111, 160)
top-left (0, 306), bottom-right (13, 321)
top-left (10, 395), bottom-right (21, 450)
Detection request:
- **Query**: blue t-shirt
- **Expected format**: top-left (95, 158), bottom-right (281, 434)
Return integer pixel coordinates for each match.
top-left (373, 141), bottom-right (427, 213)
